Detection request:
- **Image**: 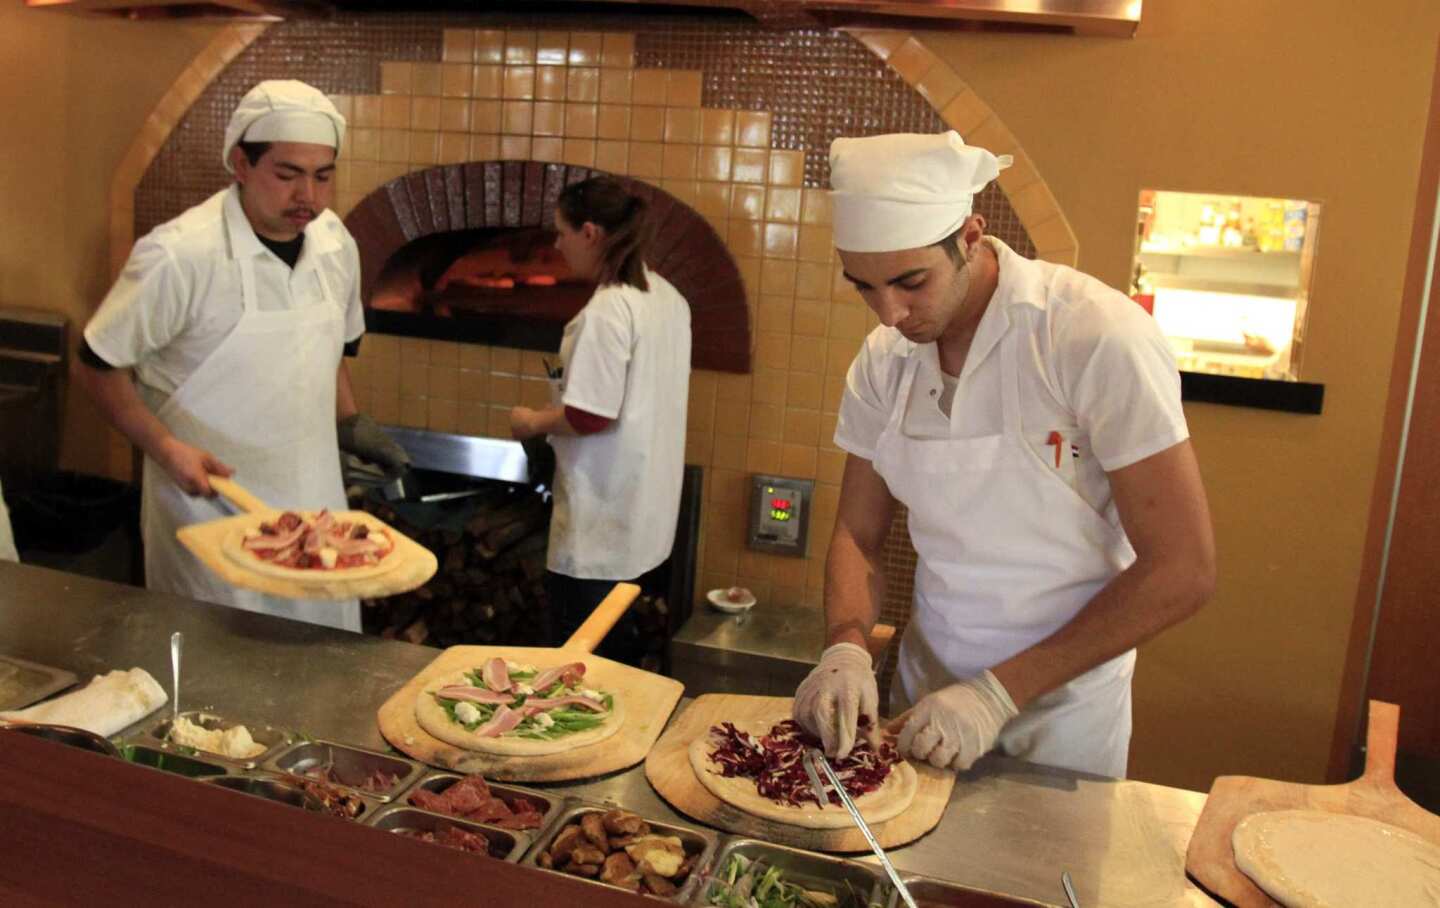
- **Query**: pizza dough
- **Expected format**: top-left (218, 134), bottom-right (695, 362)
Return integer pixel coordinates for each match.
top-left (415, 669), bottom-right (624, 757)
top-left (687, 723), bottom-right (917, 830)
top-left (1232, 809), bottom-right (1440, 907)
top-left (220, 511), bottom-right (400, 582)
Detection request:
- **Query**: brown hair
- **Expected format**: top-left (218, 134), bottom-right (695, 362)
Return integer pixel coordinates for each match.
top-left (557, 177), bottom-right (651, 291)
top-left (931, 225), bottom-right (967, 267)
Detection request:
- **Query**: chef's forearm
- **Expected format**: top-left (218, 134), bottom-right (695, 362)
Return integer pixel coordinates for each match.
top-left (991, 552), bottom-right (1214, 711)
top-left (70, 359), bottom-right (176, 464)
top-left (992, 441), bottom-right (1215, 709)
top-left (821, 525), bottom-right (885, 651)
top-left (335, 361), bottom-right (358, 420)
top-left (821, 454), bottom-right (896, 652)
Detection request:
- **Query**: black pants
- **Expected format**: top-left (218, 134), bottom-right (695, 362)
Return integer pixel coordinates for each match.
top-left (543, 570), bottom-right (645, 666)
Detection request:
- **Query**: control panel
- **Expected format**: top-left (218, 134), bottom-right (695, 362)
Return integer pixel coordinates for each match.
top-left (746, 473), bottom-right (814, 557)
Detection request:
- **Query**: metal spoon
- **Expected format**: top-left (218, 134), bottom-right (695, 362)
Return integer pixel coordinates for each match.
top-left (1062, 870), bottom-right (1081, 908)
top-left (169, 631), bottom-right (183, 726)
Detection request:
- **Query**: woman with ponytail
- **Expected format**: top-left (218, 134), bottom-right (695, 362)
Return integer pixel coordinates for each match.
top-left (509, 177), bottom-right (692, 665)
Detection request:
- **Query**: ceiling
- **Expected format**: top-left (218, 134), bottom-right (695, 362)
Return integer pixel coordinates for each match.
top-left (24, 0), bottom-right (1142, 37)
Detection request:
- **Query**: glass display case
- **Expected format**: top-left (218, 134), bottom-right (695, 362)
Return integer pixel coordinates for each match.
top-left (1132, 189), bottom-right (1321, 382)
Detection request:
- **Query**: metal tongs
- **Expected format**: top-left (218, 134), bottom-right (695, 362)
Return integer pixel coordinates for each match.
top-left (801, 747), bottom-right (918, 908)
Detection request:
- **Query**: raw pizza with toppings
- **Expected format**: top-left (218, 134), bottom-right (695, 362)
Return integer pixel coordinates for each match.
top-left (415, 658), bottom-right (624, 756)
top-left (220, 510), bottom-right (399, 581)
top-left (687, 716), bottom-right (917, 829)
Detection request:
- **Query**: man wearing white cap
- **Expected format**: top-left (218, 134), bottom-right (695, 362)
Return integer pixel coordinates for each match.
top-left (74, 80), bottom-right (407, 630)
top-left (792, 131), bottom-right (1215, 777)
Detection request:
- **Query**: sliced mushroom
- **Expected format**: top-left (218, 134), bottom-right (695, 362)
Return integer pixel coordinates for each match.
top-left (537, 849), bottom-right (554, 870)
top-left (609, 834), bottom-right (639, 849)
top-left (580, 811), bottom-right (610, 851)
top-left (566, 862), bottom-right (602, 878)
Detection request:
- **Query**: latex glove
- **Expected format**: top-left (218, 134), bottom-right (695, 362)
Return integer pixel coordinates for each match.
top-left (337, 413), bottom-right (410, 470)
top-left (792, 642), bottom-right (879, 760)
top-left (895, 670), bottom-right (1018, 772)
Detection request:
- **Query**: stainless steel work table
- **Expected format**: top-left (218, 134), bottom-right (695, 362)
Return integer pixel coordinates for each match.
top-left (0, 561), bottom-right (1216, 906)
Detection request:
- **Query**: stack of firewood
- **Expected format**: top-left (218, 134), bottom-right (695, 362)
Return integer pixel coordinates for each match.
top-left (355, 488), bottom-right (553, 648)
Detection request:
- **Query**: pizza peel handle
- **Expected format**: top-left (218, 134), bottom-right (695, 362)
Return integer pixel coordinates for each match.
top-left (207, 475), bottom-right (270, 515)
top-left (562, 582), bottom-right (641, 654)
top-left (1359, 700), bottom-right (1400, 785)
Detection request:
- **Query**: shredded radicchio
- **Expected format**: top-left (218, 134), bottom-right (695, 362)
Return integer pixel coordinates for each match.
top-left (705, 718), bottom-right (899, 808)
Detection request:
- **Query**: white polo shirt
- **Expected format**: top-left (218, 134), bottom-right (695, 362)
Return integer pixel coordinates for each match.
top-left (548, 267), bottom-right (692, 580)
top-left (84, 186), bottom-right (365, 404)
top-left (835, 237), bottom-right (1188, 522)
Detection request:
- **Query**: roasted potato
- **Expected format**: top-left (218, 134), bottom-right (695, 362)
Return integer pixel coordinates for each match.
top-left (641, 871), bottom-right (678, 896)
top-left (580, 812), bottom-right (610, 851)
top-left (549, 824), bottom-right (584, 863)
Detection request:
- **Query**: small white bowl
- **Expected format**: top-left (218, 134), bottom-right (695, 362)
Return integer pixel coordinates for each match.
top-left (706, 587), bottom-right (757, 613)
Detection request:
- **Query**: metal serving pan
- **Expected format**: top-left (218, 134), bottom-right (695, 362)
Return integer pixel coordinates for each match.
top-left (0, 722), bottom-right (119, 757)
top-left (203, 774), bottom-right (330, 813)
top-left (525, 802), bottom-right (718, 903)
top-left (0, 655), bottom-right (77, 711)
top-left (876, 874), bottom-right (1057, 908)
top-left (403, 771), bottom-right (563, 841)
top-left (367, 805), bottom-right (527, 862)
top-left (142, 710), bottom-right (292, 769)
top-left (696, 838), bottom-right (885, 908)
top-left (115, 742), bottom-right (229, 779)
top-left (264, 739), bottom-right (422, 802)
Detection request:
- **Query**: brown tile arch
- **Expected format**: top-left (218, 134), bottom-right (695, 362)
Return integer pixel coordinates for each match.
top-left (346, 161), bottom-right (751, 373)
top-left (846, 27), bottom-right (1078, 267)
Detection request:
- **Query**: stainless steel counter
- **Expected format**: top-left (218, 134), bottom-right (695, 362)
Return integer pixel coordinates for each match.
top-left (0, 561), bottom-right (1216, 907)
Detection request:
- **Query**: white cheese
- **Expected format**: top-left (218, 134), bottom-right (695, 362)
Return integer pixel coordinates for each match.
top-left (533, 712), bottom-right (555, 729)
top-left (319, 547), bottom-right (338, 569)
top-left (515, 683), bottom-right (535, 696)
top-left (505, 661), bottom-right (537, 674)
top-left (579, 688), bottom-right (602, 702)
top-left (168, 716), bottom-right (266, 759)
top-left (454, 701), bottom-right (481, 724)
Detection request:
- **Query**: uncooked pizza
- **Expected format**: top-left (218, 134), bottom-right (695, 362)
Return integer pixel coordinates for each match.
top-left (688, 716), bottom-right (917, 829)
top-left (1232, 809), bottom-right (1440, 907)
top-left (221, 510), bottom-right (399, 582)
top-left (415, 658), bottom-right (624, 757)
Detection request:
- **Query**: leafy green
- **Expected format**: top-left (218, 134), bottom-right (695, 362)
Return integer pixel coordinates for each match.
top-left (705, 855), bottom-right (871, 908)
top-left (434, 686), bottom-right (613, 739)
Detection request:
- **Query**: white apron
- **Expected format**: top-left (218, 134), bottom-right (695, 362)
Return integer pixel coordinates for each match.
top-left (141, 249), bottom-right (359, 631)
top-left (0, 477), bottom-right (17, 562)
top-left (878, 308), bottom-right (1136, 777)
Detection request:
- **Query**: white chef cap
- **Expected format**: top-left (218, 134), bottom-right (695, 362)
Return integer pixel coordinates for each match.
top-left (829, 131), bottom-right (1012, 253)
top-left (222, 80), bottom-right (346, 173)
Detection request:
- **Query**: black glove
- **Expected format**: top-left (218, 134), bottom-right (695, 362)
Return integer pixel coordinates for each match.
top-left (337, 413), bottom-right (410, 471)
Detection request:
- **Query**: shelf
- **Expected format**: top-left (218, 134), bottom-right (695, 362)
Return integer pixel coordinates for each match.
top-left (1180, 372), bottom-right (1324, 415)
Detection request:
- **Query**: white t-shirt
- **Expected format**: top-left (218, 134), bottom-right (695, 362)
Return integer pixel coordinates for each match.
top-left (836, 237), bottom-right (1188, 522)
top-left (84, 186), bottom-right (364, 404)
top-left (547, 267), bottom-right (692, 580)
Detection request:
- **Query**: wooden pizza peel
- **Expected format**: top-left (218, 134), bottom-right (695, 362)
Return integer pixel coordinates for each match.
top-left (1185, 700), bottom-right (1440, 906)
top-left (175, 475), bottom-right (438, 600)
top-left (644, 693), bottom-right (954, 853)
top-left (377, 582), bottom-right (685, 782)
